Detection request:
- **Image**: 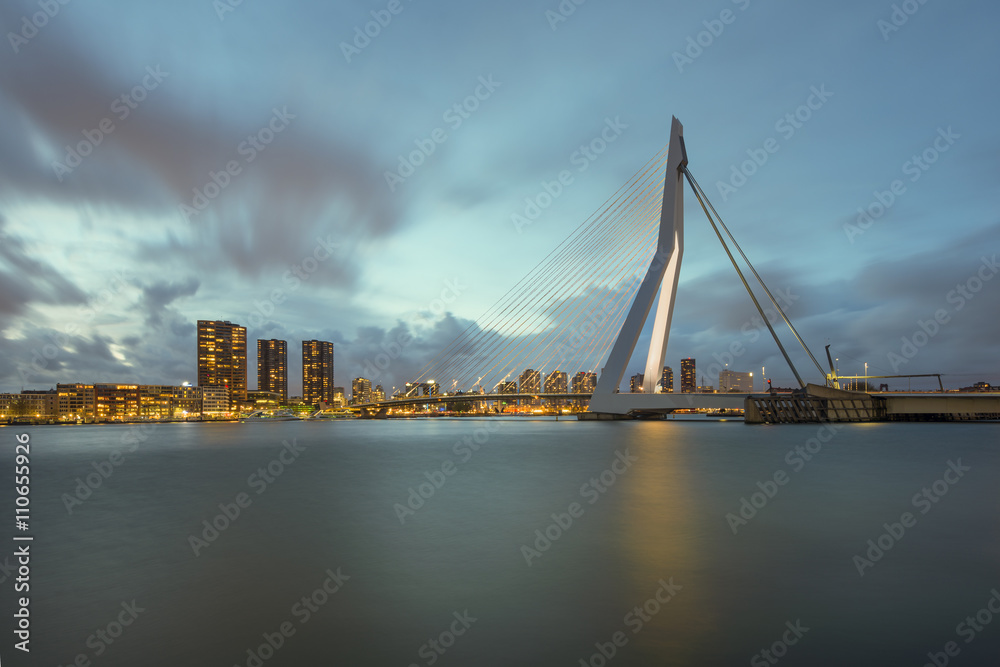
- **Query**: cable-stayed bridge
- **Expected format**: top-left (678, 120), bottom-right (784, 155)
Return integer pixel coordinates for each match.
top-left (348, 118), bottom-right (998, 420)
top-left (349, 117), bottom-right (823, 416)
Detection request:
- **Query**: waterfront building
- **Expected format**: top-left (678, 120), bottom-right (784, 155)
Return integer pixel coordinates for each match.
top-left (257, 339), bottom-right (288, 403)
top-left (94, 384), bottom-right (141, 421)
top-left (197, 320), bottom-right (247, 406)
top-left (302, 340), bottom-right (334, 406)
top-left (719, 370), bottom-right (753, 393)
top-left (201, 385), bottom-right (231, 415)
top-left (172, 385), bottom-right (203, 418)
top-left (681, 358), bottom-right (696, 393)
top-left (57, 383), bottom-right (95, 422)
top-left (661, 367), bottom-right (674, 393)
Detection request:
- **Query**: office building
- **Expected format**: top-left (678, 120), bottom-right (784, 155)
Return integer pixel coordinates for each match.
top-left (302, 340), bottom-right (334, 406)
top-left (172, 385), bottom-right (203, 418)
top-left (138, 385), bottom-right (177, 419)
top-left (497, 381), bottom-right (518, 395)
top-left (681, 358), bottom-right (696, 393)
top-left (519, 369), bottom-right (541, 394)
top-left (572, 372), bottom-right (597, 394)
top-left (94, 384), bottom-right (141, 422)
top-left (197, 320), bottom-right (247, 406)
top-left (544, 371), bottom-right (568, 407)
top-left (247, 391), bottom-right (282, 409)
top-left (630, 373), bottom-right (645, 393)
top-left (57, 383), bottom-right (95, 422)
top-left (519, 369), bottom-right (541, 406)
top-left (202, 385), bottom-right (231, 415)
top-left (352, 377), bottom-right (372, 405)
top-left (544, 371), bottom-right (568, 394)
top-left (661, 367), bottom-right (673, 393)
top-left (719, 370), bottom-right (753, 393)
top-left (257, 339), bottom-right (288, 403)
top-left (0, 390), bottom-right (58, 420)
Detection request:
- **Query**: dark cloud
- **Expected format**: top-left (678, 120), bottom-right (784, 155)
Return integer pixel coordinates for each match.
top-left (0, 1), bottom-right (402, 292)
top-left (0, 215), bottom-right (88, 321)
top-left (135, 277), bottom-right (199, 327)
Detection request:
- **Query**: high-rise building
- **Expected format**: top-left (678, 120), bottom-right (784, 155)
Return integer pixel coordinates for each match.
top-left (719, 369), bottom-right (753, 393)
top-left (257, 339), bottom-right (288, 403)
top-left (572, 372), bottom-right (597, 394)
top-left (630, 373), bottom-right (645, 393)
top-left (374, 385), bottom-right (385, 402)
top-left (351, 377), bottom-right (372, 405)
top-left (197, 320), bottom-right (247, 406)
top-left (544, 371), bottom-right (568, 393)
top-left (519, 369), bottom-right (541, 394)
top-left (544, 371), bottom-right (568, 406)
top-left (519, 368), bottom-right (541, 406)
top-left (661, 366), bottom-right (674, 393)
top-left (332, 387), bottom-right (346, 407)
top-left (302, 340), bottom-right (334, 406)
top-left (497, 381), bottom-right (518, 395)
top-left (681, 358), bottom-right (696, 393)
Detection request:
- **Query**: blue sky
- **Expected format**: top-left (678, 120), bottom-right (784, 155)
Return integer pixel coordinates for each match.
top-left (1, 0), bottom-right (998, 394)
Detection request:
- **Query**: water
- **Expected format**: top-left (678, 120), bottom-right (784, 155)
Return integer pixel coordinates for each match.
top-left (1, 419), bottom-right (998, 666)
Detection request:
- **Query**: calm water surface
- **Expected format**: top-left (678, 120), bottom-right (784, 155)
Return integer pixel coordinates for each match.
top-left (1, 419), bottom-right (998, 666)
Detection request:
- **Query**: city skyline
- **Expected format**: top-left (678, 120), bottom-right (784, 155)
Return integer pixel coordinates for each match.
top-left (1, 1), bottom-right (998, 396)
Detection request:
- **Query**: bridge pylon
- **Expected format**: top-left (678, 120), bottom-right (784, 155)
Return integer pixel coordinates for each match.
top-left (588, 117), bottom-right (689, 415)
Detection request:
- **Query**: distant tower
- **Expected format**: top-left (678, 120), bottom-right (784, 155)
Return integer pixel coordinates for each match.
top-left (630, 374), bottom-right (645, 393)
top-left (302, 340), bottom-right (334, 406)
top-left (681, 358), bottom-right (696, 393)
top-left (198, 320), bottom-right (247, 405)
top-left (257, 339), bottom-right (288, 403)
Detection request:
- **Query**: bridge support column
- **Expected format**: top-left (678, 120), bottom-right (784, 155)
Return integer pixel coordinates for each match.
top-left (589, 117), bottom-right (687, 415)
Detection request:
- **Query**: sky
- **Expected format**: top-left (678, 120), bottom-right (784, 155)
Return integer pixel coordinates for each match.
top-left (0, 0), bottom-right (998, 395)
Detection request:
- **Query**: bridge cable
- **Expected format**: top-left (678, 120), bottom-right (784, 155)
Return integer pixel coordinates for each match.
top-left (437, 175), bottom-right (660, 388)
top-left (433, 157), bottom-right (668, 390)
top-left (407, 147), bottom-right (670, 392)
top-left (478, 185), bottom-right (665, 385)
top-left (684, 168), bottom-right (828, 382)
top-left (682, 167), bottom-right (807, 389)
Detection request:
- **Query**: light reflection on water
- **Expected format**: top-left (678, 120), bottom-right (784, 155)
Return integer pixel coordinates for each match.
top-left (2, 419), bottom-right (998, 666)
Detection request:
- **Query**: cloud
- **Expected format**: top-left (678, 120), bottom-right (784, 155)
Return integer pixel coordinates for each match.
top-left (0, 215), bottom-right (88, 324)
top-left (0, 4), bottom-right (403, 293)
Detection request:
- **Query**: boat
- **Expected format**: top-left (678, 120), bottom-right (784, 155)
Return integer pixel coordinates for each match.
top-left (310, 408), bottom-right (357, 420)
top-left (240, 410), bottom-right (301, 422)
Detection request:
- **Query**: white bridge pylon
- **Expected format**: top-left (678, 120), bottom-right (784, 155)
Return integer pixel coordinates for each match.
top-left (589, 118), bottom-right (745, 414)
